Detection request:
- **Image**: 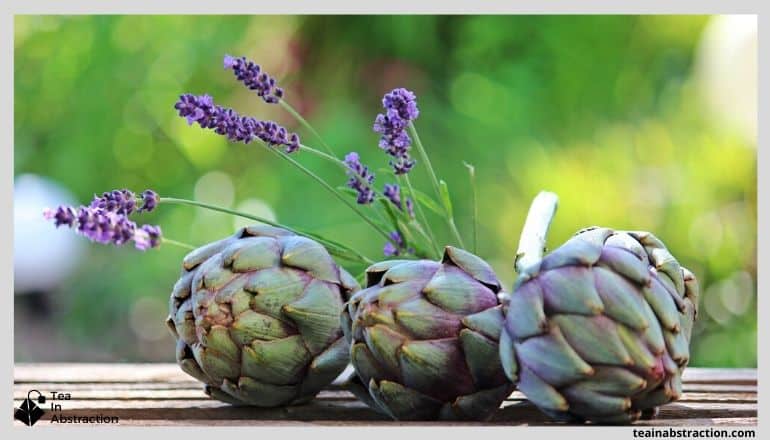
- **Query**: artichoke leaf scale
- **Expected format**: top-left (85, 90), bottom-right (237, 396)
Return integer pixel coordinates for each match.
top-left (281, 235), bottom-right (340, 283)
top-left (592, 266), bottom-right (649, 332)
top-left (459, 329), bottom-right (506, 388)
top-left (538, 266), bottom-right (604, 316)
top-left (551, 314), bottom-right (633, 366)
top-left (222, 236), bottom-right (281, 272)
top-left (393, 297), bottom-right (462, 339)
top-left (398, 338), bottom-right (475, 402)
top-left (443, 246), bottom-right (501, 291)
top-left (241, 334), bottom-right (311, 385)
top-left (363, 324), bottom-right (406, 375)
top-left (422, 265), bottom-right (498, 314)
top-left (514, 326), bottom-right (594, 386)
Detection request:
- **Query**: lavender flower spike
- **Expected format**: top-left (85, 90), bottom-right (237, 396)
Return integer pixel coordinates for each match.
top-left (373, 87), bottom-right (420, 175)
top-left (344, 152), bottom-right (375, 204)
top-left (223, 55), bottom-right (284, 104)
top-left (383, 231), bottom-right (404, 256)
top-left (383, 184), bottom-right (402, 210)
top-left (139, 190), bottom-right (159, 212)
top-left (174, 94), bottom-right (300, 153)
top-left (90, 189), bottom-right (137, 215)
top-left (134, 224), bottom-right (162, 251)
top-left (44, 188), bottom-right (163, 251)
top-left (382, 88), bottom-right (420, 121)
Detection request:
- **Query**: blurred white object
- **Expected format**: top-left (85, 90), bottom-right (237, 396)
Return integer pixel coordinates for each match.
top-left (14, 174), bottom-right (85, 294)
top-left (694, 14), bottom-right (757, 145)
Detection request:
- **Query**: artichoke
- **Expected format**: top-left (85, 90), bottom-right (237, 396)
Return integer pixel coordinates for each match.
top-left (342, 246), bottom-right (516, 421)
top-left (166, 225), bottom-right (359, 407)
top-left (499, 226), bottom-right (699, 423)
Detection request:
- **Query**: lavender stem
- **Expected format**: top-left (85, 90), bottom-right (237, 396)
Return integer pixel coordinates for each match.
top-left (402, 174), bottom-right (440, 258)
top-left (280, 100), bottom-right (336, 156)
top-left (408, 121), bottom-right (466, 249)
top-left (159, 197), bottom-right (374, 265)
top-left (264, 145), bottom-right (393, 242)
top-left (161, 237), bottom-right (197, 250)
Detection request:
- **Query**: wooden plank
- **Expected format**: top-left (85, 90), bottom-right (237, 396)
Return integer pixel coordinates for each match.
top-left (681, 369), bottom-right (757, 384)
top-left (15, 364), bottom-right (756, 384)
top-left (13, 364), bottom-right (756, 426)
top-left (13, 381), bottom-right (756, 396)
top-left (683, 384), bottom-right (757, 393)
top-left (14, 363), bottom-right (189, 383)
top-left (16, 397), bottom-right (754, 418)
top-left (12, 388), bottom-right (755, 404)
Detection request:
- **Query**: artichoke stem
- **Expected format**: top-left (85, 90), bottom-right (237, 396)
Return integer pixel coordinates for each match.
top-left (515, 191), bottom-right (559, 274)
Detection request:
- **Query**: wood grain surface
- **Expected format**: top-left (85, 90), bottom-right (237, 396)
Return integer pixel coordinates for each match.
top-left (13, 364), bottom-right (757, 426)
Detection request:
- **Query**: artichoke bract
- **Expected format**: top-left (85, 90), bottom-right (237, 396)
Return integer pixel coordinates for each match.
top-left (500, 226), bottom-right (699, 423)
top-left (342, 246), bottom-right (516, 421)
top-left (166, 225), bottom-right (359, 407)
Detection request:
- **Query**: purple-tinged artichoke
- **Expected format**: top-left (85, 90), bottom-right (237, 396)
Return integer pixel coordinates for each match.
top-left (500, 221), bottom-right (699, 423)
top-left (342, 246), bottom-right (516, 420)
top-left (166, 225), bottom-right (359, 407)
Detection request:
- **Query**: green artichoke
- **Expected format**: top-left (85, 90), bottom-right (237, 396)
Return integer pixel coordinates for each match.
top-left (499, 227), bottom-right (699, 423)
top-left (166, 225), bottom-right (359, 407)
top-left (342, 246), bottom-right (516, 421)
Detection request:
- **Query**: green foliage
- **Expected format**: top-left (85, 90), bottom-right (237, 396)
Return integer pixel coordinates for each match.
top-left (14, 15), bottom-right (755, 367)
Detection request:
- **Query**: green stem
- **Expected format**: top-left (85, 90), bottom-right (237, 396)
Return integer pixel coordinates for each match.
top-left (408, 122), bottom-right (466, 249)
top-left (264, 145), bottom-right (393, 242)
top-left (408, 122), bottom-right (442, 203)
top-left (402, 174), bottom-right (441, 258)
top-left (161, 237), bottom-right (196, 250)
top-left (299, 143), bottom-right (402, 251)
top-left (159, 197), bottom-right (374, 265)
top-left (299, 144), bottom-right (343, 166)
top-left (280, 100), bottom-right (336, 156)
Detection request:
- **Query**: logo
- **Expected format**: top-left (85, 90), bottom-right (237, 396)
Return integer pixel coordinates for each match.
top-left (14, 390), bottom-right (46, 426)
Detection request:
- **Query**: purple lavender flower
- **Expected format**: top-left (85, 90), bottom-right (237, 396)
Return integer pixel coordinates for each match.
top-left (382, 183), bottom-right (415, 218)
top-left (44, 188), bottom-right (162, 251)
top-left (139, 190), bottom-right (159, 212)
top-left (223, 55), bottom-right (284, 104)
top-left (373, 88), bottom-right (419, 175)
top-left (75, 206), bottom-right (137, 245)
top-left (382, 88), bottom-right (420, 121)
top-left (344, 152), bottom-right (375, 204)
top-left (383, 231), bottom-right (404, 257)
top-left (90, 189), bottom-right (137, 215)
top-left (383, 184), bottom-right (402, 209)
top-left (134, 224), bottom-right (162, 251)
top-left (174, 94), bottom-right (300, 152)
top-left (43, 206), bottom-right (76, 227)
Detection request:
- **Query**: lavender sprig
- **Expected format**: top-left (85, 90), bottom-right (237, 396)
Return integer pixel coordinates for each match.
top-left (89, 189), bottom-right (137, 215)
top-left (343, 152), bottom-right (375, 204)
top-left (44, 205), bottom-right (161, 250)
top-left (373, 88), bottom-right (420, 175)
top-left (89, 189), bottom-right (159, 215)
top-left (44, 188), bottom-right (163, 251)
top-left (139, 190), bottom-right (159, 212)
top-left (383, 183), bottom-right (415, 218)
top-left (174, 94), bottom-right (300, 153)
top-left (382, 230), bottom-right (413, 257)
top-left (223, 55), bottom-right (284, 104)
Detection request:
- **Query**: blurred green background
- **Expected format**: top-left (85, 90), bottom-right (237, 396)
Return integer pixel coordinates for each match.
top-left (14, 15), bottom-right (756, 367)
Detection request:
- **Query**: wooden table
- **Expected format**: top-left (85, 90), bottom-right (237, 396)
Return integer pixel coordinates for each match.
top-left (14, 364), bottom-right (757, 426)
